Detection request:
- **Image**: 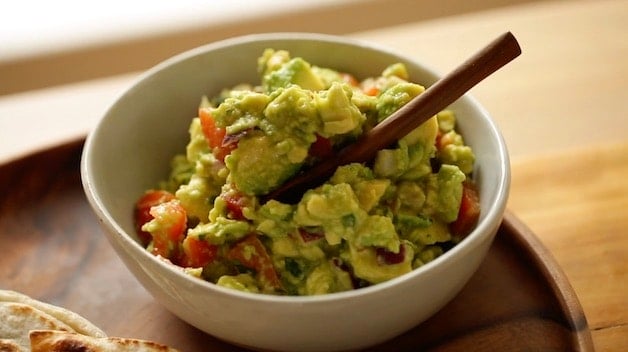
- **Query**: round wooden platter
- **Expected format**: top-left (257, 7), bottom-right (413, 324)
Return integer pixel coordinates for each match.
top-left (0, 140), bottom-right (594, 351)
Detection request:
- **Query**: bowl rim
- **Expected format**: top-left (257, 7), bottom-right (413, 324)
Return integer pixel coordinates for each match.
top-left (81, 32), bottom-right (511, 304)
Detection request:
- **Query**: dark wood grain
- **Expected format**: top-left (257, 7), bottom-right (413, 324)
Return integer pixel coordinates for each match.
top-left (0, 140), bottom-right (593, 352)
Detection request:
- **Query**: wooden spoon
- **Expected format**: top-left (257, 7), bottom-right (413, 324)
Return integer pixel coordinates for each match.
top-left (264, 31), bottom-right (521, 204)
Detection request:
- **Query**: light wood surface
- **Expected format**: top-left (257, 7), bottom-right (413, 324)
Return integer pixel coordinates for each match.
top-left (352, 0), bottom-right (628, 158)
top-left (510, 142), bottom-right (628, 351)
top-left (0, 0), bottom-right (626, 350)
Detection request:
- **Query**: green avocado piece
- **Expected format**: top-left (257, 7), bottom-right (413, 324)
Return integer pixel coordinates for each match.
top-left (376, 82), bottom-right (424, 122)
top-left (263, 57), bottom-right (325, 92)
top-left (294, 183), bottom-right (364, 245)
top-left (303, 261), bottom-right (353, 295)
top-left (349, 242), bottom-right (414, 284)
top-left (435, 164), bottom-right (466, 222)
top-left (226, 134), bottom-right (303, 196)
top-left (355, 215), bottom-right (400, 252)
top-left (263, 85), bottom-right (319, 142)
top-left (316, 83), bottom-right (364, 136)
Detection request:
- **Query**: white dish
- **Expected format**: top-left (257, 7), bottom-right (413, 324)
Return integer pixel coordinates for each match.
top-left (81, 32), bottom-right (510, 352)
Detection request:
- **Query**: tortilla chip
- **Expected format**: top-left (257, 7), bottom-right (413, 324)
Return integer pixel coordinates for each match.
top-left (29, 330), bottom-right (180, 352)
top-left (0, 290), bottom-right (105, 338)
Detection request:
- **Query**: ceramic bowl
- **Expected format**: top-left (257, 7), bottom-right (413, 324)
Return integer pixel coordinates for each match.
top-left (81, 33), bottom-right (510, 352)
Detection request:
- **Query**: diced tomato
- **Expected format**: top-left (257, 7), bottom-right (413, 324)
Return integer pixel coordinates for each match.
top-left (227, 235), bottom-right (282, 290)
top-left (213, 146), bottom-right (231, 163)
top-left (309, 134), bottom-right (333, 159)
top-left (214, 133), bottom-right (240, 162)
top-left (178, 236), bottom-right (218, 268)
top-left (376, 244), bottom-right (406, 265)
top-left (363, 86), bottom-right (380, 96)
top-left (199, 108), bottom-right (246, 161)
top-left (298, 228), bottom-right (324, 243)
top-left (436, 130), bottom-right (458, 152)
top-left (435, 130), bottom-right (444, 151)
top-left (147, 199), bottom-right (187, 259)
top-left (134, 190), bottom-right (176, 246)
top-left (450, 181), bottom-right (481, 237)
top-left (199, 107), bottom-right (226, 149)
top-left (340, 72), bottom-right (359, 87)
top-left (222, 190), bottom-right (250, 220)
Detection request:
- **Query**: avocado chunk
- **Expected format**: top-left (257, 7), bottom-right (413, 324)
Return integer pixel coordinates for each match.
top-left (376, 82), bottom-right (424, 122)
top-left (226, 134), bottom-right (303, 196)
top-left (355, 215), bottom-right (400, 252)
top-left (317, 83), bottom-right (364, 136)
top-left (349, 242), bottom-right (414, 284)
top-left (263, 57), bottom-right (325, 92)
top-left (434, 164), bottom-right (466, 222)
top-left (294, 183), bottom-right (364, 245)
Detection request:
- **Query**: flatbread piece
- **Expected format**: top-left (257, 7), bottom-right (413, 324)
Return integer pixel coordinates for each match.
top-left (29, 330), bottom-right (180, 352)
top-left (0, 290), bottom-right (105, 338)
top-left (1, 290), bottom-right (180, 352)
top-left (0, 302), bottom-right (74, 352)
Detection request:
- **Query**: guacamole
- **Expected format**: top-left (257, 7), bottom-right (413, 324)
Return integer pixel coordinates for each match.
top-left (134, 49), bottom-right (480, 295)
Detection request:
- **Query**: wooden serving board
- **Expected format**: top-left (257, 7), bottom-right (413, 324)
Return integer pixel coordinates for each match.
top-left (0, 140), bottom-right (593, 351)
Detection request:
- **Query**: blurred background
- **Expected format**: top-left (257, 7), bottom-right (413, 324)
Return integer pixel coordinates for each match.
top-left (1, 0), bottom-right (550, 95)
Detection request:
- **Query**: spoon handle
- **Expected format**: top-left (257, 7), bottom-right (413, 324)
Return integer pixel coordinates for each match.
top-left (266, 32), bottom-right (521, 203)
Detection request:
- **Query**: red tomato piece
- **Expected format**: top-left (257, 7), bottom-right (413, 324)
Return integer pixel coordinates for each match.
top-left (376, 244), bottom-right (406, 265)
top-left (340, 72), bottom-right (359, 87)
top-left (178, 236), bottom-right (218, 268)
top-left (214, 133), bottom-right (240, 162)
top-left (435, 130), bottom-right (444, 151)
top-left (363, 86), bottom-right (380, 96)
top-left (450, 181), bottom-right (481, 237)
top-left (134, 190), bottom-right (176, 246)
top-left (199, 107), bottom-right (226, 149)
top-left (222, 191), bottom-right (251, 220)
top-left (227, 235), bottom-right (282, 290)
top-left (436, 130), bottom-right (459, 152)
top-left (298, 228), bottom-right (324, 243)
top-left (147, 199), bottom-right (187, 260)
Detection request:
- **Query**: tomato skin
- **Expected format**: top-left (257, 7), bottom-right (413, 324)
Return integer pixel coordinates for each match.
top-left (376, 244), bottom-right (406, 265)
top-left (216, 133), bottom-right (240, 162)
top-left (435, 130), bottom-right (444, 151)
top-left (298, 228), bottom-right (324, 243)
top-left (147, 199), bottom-right (187, 259)
top-left (178, 236), bottom-right (218, 268)
top-left (222, 190), bottom-right (251, 220)
top-left (340, 72), bottom-right (359, 87)
top-left (227, 235), bottom-right (282, 290)
top-left (199, 107), bottom-right (226, 149)
top-left (363, 86), bottom-right (380, 96)
top-left (199, 107), bottom-right (243, 162)
top-left (135, 190), bottom-right (176, 246)
top-left (450, 181), bottom-right (481, 237)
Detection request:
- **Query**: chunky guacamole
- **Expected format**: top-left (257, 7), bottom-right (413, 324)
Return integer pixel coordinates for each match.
top-left (134, 49), bottom-right (480, 295)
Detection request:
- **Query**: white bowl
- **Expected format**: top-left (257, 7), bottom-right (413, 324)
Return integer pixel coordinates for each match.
top-left (81, 33), bottom-right (510, 352)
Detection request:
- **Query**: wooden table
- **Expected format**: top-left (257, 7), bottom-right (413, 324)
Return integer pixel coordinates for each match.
top-left (1, 0), bottom-right (626, 350)
top-left (510, 142), bottom-right (628, 351)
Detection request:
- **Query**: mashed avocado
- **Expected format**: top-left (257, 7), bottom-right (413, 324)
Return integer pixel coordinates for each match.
top-left (135, 49), bottom-right (479, 295)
